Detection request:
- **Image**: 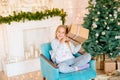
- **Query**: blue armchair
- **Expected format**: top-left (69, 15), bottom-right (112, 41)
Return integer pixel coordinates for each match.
top-left (40, 42), bottom-right (96, 80)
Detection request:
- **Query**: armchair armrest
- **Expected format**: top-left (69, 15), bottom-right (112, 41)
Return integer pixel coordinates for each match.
top-left (40, 54), bottom-right (59, 80)
top-left (40, 54), bottom-right (58, 68)
top-left (89, 60), bottom-right (96, 70)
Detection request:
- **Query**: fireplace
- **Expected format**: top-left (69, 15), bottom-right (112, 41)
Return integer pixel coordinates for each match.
top-left (2, 17), bottom-right (62, 76)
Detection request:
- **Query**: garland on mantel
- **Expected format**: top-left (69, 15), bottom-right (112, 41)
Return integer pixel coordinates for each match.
top-left (0, 8), bottom-right (67, 24)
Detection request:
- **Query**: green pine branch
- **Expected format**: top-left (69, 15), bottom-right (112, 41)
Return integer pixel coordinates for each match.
top-left (0, 8), bottom-right (67, 24)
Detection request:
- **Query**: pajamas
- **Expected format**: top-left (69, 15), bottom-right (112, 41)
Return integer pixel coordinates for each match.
top-left (58, 53), bottom-right (91, 73)
top-left (51, 39), bottom-right (91, 73)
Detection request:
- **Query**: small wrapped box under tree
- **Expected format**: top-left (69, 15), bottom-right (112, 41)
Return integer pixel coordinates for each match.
top-left (104, 54), bottom-right (112, 61)
top-left (117, 56), bottom-right (120, 61)
top-left (117, 61), bottom-right (120, 71)
top-left (67, 24), bottom-right (89, 43)
top-left (96, 55), bottom-right (104, 70)
top-left (116, 56), bottom-right (120, 71)
top-left (104, 60), bottom-right (116, 74)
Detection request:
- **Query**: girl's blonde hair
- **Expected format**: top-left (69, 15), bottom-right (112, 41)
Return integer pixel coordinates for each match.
top-left (55, 25), bottom-right (68, 38)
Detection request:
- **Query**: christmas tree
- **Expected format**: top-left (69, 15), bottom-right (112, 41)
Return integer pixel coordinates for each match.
top-left (82, 0), bottom-right (120, 58)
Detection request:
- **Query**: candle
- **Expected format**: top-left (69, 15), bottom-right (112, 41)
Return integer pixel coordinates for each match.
top-left (30, 45), bottom-right (35, 57)
top-left (35, 49), bottom-right (39, 58)
top-left (25, 51), bottom-right (29, 60)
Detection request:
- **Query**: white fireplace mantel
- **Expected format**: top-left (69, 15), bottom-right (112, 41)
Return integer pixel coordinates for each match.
top-left (3, 17), bottom-right (62, 59)
top-left (1, 17), bottom-right (62, 76)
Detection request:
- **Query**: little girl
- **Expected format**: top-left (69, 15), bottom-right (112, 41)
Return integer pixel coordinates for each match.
top-left (51, 25), bottom-right (91, 73)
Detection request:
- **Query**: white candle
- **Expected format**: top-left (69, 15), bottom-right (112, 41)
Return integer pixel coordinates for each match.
top-left (30, 45), bottom-right (35, 57)
top-left (15, 58), bottom-right (18, 62)
top-left (35, 49), bottom-right (39, 58)
top-left (25, 51), bottom-right (29, 60)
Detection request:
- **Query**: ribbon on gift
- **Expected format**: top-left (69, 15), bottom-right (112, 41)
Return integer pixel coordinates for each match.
top-left (67, 24), bottom-right (89, 44)
top-left (72, 24), bottom-right (81, 41)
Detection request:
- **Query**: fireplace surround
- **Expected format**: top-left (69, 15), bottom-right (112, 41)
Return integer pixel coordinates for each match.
top-left (1, 17), bottom-right (62, 76)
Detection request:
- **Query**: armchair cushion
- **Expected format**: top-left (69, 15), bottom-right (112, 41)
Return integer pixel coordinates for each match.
top-left (60, 68), bottom-right (96, 80)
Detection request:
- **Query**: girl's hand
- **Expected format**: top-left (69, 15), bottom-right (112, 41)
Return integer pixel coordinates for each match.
top-left (65, 37), bottom-right (70, 42)
top-left (60, 37), bottom-right (69, 43)
top-left (60, 37), bottom-right (66, 43)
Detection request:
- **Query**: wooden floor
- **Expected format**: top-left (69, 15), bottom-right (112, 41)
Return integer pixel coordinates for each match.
top-left (1, 70), bottom-right (120, 80)
top-left (95, 70), bottom-right (120, 80)
top-left (0, 71), bottom-right (43, 80)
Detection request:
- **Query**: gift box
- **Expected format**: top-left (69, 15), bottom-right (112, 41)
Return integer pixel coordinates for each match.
top-left (116, 56), bottom-right (120, 71)
top-left (96, 55), bottom-right (104, 70)
top-left (104, 54), bottom-right (112, 61)
top-left (96, 61), bottom-right (104, 70)
top-left (104, 60), bottom-right (116, 73)
top-left (116, 56), bottom-right (120, 61)
top-left (67, 24), bottom-right (89, 43)
top-left (117, 61), bottom-right (120, 71)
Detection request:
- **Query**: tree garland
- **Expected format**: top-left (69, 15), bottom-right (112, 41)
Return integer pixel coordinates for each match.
top-left (0, 8), bottom-right (67, 24)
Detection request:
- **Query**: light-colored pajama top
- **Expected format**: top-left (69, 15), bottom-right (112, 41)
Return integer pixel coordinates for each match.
top-left (51, 39), bottom-right (81, 64)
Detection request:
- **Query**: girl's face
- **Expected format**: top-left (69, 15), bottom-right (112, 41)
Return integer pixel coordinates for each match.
top-left (56, 27), bottom-right (66, 40)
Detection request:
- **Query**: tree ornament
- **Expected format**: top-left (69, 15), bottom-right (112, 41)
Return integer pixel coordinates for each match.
top-left (118, 22), bottom-right (120, 25)
top-left (114, 11), bottom-right (117, 18)
top-left (92, 23), bottom-right (97, 28)
top-left (106, 27), bottom-right (109, 30)
top-left (114, 11), bottom-right (117, 14)
top-left (117, 36), bottom-right (120, 39)
top-left (92, 17), bottom-right (95, 19)
top-left (110, 19), bottom-right (114, 21)
top-left (92, 0), bottom-right (96, 5)
top-left (119, 52), bottom-right (120, 55)
top-left (110, 53), bottom-right (113, 56)
top-left (104, 22), bottom-right (107, 25)
top-left (103, 5), bottom-right (105, 8)
top-left (109, 14), bottom-right (112, 17)
top-left (102, 31), bottom-right (106, 35)
top-left (95, 18), bottom-right (98, 21)
top-left (106, 17), bottom-right (108, 19)
top-left (103, 5), bottom-right (106, 8)
top-left (115, 36), bottom-right (118, 39)
top-left (95, 33), bottom-right (99, 37)
top-left (115, 36), bottom-right (120, 39)
top-left (96, 40), bottom-right (98, 43)
top-left (97, 12), bottom-right (100, 15)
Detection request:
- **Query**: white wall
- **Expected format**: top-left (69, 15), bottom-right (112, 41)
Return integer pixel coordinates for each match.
top-left (0, 26), bottom-right (5, 71)
top-left (52, 0), bottom-right (88, 25)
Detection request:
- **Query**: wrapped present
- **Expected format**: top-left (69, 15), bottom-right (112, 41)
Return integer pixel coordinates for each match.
top-left (117, 61), bottom-right (120, 71)
top-left (96, 55), bottom-right (101, 70)
top-left (70, 38), bottom-right (86, 54)
top-left (67, 24), bottom-right (89, 43)
top-left (96, 55), bottom-right (104, 70)
top-left (104, 60), bottom-right (116, 74)
top-left (117, 56), bottom-right (120, 61)
top-left (104, 54), bottom-right (112, 61)
top-left (69, 37), bottom-right (80, 46)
